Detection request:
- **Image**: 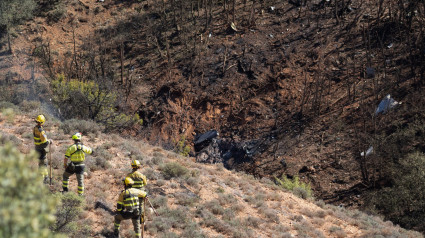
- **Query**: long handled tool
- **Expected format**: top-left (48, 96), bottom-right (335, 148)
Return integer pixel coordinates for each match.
top-left (146, 197), bottom-right (159, 216)
top-left (141, 197), bottom-right (146, 238)
top-left (49, 143), bottom-right (53, 186)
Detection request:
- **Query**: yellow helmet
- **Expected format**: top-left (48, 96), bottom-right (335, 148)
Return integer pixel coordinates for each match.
top-left (72, 132), bottom-right (82, 140)
top-left (35, 115), bottom-right (46, 124)
top-left (124, 177), bottom-right (134, 186)
top-left (131, 160), bottom-right (141, 169)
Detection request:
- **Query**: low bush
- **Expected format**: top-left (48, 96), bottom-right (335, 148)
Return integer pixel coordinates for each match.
top-left (262, 208), bottom-right (280, 223)
top-left (2, 108), bottom-right (16, 123)
top-left (175, 193), bottom-right (199, 207)
top-left (294, 220), bottom-right (325, 238)
top-left (244, 194), bottom-right (265, 208)
top-left (86, 156), bottom-right (111, 171)
top-left (275, 175), bottom-right (313, 199)
top-left (218, 193), bottom-right (235, 206)
top-left (181, 222), bottom-right (206, 238)
top-left (19, 100), bottom-right (41, 112)
top-left (311, 217), bottom-right (325, 227)
top-left (151, 154), bottom-right (164, 165)
top-left (93, 145), bottom-right (113, 161)
top-left (53, 192), bottom-right (86, 234)
top-left (329, 226), bottom-right (346, 238)
top-left (0, 133), bottom-right (22, 146)
top-left (146, 207), bottom-right (189, 233)
top-left (143, 167), bottom-right (163, 180)
top-left (203, 200), bottom-right (225, 215)
top-left (244, 217), bottom-right (262, 228)
top-left (159, 162), bottom-right (189, 179)
top-left (185, 176), bottom-right (200, 188)
top-left (60, 119), bottom-right (103, 135)
top-left (0, 101), bottom-right (17, 110)
top-left (150, 195), bottom-right (168, 209)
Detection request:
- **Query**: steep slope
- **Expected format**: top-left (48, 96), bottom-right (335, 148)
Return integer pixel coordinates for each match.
top-left (0, 110), bottom-right (422, 237)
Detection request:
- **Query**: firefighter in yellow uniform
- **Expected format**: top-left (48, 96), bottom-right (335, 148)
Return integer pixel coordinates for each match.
top-left (33, 114), bottom-right (52, 184)
top-left (126, 160), bottom-right (147, 190)
top-left (114, 177), bottom-right (147, 238)
top-left (62, 132), bottom-right (93, 196)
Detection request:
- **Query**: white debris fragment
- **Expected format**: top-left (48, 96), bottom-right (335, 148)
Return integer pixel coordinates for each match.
top-left (360, 146), bottom-right (373, 157)
top-left (375, 94), bottom-right (401, 115)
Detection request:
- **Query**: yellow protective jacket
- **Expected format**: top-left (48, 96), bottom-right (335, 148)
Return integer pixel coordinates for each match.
top-left (116, 188), bottom-right (147, 213)
top-left (33, 125), bottom-right (49, 147)
top-left (126, 171), bottom-right (147, 190)
top-left (65, 142), bottom-right (92, 163)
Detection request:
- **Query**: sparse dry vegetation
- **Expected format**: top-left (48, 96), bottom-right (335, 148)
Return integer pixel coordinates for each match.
top-left (1, 111), bottom-right (424, 237)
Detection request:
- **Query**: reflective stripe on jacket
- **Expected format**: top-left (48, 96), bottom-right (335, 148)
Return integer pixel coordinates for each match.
top-left (33, 125), bottom-right (48, 146)
top-left (126, 171), bottom-right (147, 189)
top-left (65, 142), bottom-right (92, 162)
top-left (116, 188), bottom-right (147, 212)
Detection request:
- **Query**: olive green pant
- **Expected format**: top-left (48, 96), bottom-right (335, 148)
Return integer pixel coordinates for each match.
top-left (35, 146), bottom-right (48, 180)
top-left (62, 164), bottom-right (85, 195)
top-left (114, 211), bottom-right (142, 238)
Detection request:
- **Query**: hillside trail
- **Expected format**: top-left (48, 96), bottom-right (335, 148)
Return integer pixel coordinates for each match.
top-left (0, 113), bottom-right (368, 237)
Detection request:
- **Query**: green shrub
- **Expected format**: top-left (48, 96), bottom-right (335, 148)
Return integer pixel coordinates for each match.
top-left (2, 108), bottom-right (16, 123)
top-left (159, 162), bottom-right (189, 179)
top-left (53, 192), bottom-right (86, 235)
top-left (275, 175), bottom-right (313, 199)
top-left (50, 75), bottom-right (139, 131)
top-left (0, 144), bottom-right (63, 238)
top-left (173, 135), bottom-right (191, 157)
top-left (366, 152), bottom-right (425, 231)
top-left (204, 200), bottom-right (225, 215)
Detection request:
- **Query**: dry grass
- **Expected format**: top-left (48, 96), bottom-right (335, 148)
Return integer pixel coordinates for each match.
top-left (1, 112), bottom-right (423, 238)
